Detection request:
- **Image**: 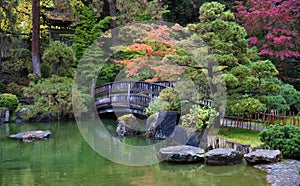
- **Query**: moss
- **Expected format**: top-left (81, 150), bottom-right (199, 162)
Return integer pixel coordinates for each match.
top-left (121, 114), bottom-right (132, 123)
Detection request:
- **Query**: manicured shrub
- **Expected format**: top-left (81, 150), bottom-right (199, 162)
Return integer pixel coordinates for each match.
top-left (259, 125), bottom-right (300, 158)
top-left (0, 93), bottom-right (19, 112)
top-left (181, 105), bottom-right (218, 130)
top-left (145, 88), bottom-right (180, 115)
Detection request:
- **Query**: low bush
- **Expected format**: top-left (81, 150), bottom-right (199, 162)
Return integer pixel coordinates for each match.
top-left (181, 105), bottom-right (218, 130)
top-left (6, 82), bottom-right (24, 99)
top-left (145, 88), bottom-right (180, 115)
top-left (0, 93), bottom-right (19, 112)
top-left (259, 125), bottom-right (300, 158)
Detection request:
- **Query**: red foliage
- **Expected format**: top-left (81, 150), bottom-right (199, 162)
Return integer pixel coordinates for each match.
top-left (234, 0), bottom-right (300, 60)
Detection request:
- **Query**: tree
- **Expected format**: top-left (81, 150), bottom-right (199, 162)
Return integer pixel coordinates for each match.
top-left (0, 0), bottom-right (19, 70)
top-left (71, 6), bottom-right (110, 60)
top-left (32, 0), bottom-right (41, 75)
top-left (185, 2), bottom-right (279, 115)
top-left (111, 23), bottom-right (188, 81)
top-left (234, 0), bottom-right (300, 90)
top-left (42, 41), bottom-right (76, 76)
top-left (234, 0), bottom-right (300, 66)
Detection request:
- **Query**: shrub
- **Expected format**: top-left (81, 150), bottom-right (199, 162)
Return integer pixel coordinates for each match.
top-left (41, 63), bottom-right (51, 78)
top-left (181, 105), bottom-right (218, 130)
top-left (24, 76), bottom-right (89, 119)
top-left (0, 83), bottom-right (7, 93)
top-left (0, 93), bottom-right (19, 112)
top-left (145, 87), bottom-right (180, 115)
top-left (259, 125), bottom-right (300, 158)
top-left (6, 82), bottom-right (24, 99)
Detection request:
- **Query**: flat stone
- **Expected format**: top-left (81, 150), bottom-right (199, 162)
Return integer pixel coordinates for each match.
top-left (9, 130), bottom-right (52, 139)
top-left (158, 145), bottom-right (205, 163)
top-left (255, 160), bottom-right (300, 186)
top-left (244, 149), bottom-right (282, 165)
top-left (205, 148), bottom-right (243, 165)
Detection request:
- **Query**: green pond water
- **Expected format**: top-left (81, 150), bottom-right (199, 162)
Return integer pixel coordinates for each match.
top-left (0, 120), bottom-right (267, 186)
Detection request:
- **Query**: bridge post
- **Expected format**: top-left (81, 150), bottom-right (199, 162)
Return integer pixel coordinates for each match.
top-left (128, 83), bottom-right (130, 107)
top-left (91, 78), bottom-right (95, 119)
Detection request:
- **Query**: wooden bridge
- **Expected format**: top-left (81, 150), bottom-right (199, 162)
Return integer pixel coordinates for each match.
top-left (94, 81), bottom-right (211, 115)
top-left (95, 81), bottom-right (174, 115)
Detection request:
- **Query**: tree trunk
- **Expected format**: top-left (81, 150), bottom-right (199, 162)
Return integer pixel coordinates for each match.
top-left (56, 63), bottom-right (60, 76)
top-left (32, 0), bottom-right (41, 75)
top-left (157, 0), bottom-right (164, 24)
top-left (0, 56), bottom-right (2, 71)
top-left (109, 0), bottom-right (118, 46)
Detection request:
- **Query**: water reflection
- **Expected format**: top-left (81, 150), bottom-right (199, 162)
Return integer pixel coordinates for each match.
top-left (0, 121), bottom-right (267, 185)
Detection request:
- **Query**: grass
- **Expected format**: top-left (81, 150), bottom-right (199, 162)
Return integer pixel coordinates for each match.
top-left (217, 126), bottom-right (263, 147)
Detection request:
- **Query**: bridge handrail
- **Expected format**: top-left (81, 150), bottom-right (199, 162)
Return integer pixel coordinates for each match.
top-left (95, 80), bottom-right (172, 97)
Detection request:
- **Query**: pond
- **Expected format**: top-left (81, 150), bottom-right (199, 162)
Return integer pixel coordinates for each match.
top-left (0, 120), bottom-right (267, 186)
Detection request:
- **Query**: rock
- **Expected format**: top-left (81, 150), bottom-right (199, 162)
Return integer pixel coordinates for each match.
top-left (205, 148), bottom-right (243, 165)
top-left (158, 145), bottom-right (205, 163)
top-left (145, 112), bottom-right (177, 139)
top-left (255, 159), bottom-right (300, 186)
top-left (207, 136), bottom-right (264, 154)
top-left (116, 114), bottom-right (141, 137)
top-left (244, 149), bottom-right (282, 165)
top-left (169, 125), bottom-right (206, 147)
top-left (0, 108), bottom-right (9, 123)
top-left (9, 130), bottom-right (52, 140)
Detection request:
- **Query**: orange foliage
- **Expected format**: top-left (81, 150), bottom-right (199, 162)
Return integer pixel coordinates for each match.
top-left (127, 43), bottom-right (153, 55)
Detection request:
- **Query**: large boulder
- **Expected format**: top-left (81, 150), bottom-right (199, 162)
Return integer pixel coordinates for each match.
top-left (244, 149), bottom-right (282, 165)
top-left (205, 148), bottom-right (243, 165)
top-left (169, 125), bottom-right (206, 147)
top-left (0, 108), bottom-right (9, 123)
top-left (255, 159), bottom-right (300, 186)
top-left (145, 112), bottom-right (177, 139)
top-left (158, 145), bottom-right (205, 163)
top-left (116, 114), bottom-right (141, 137)
top-left (9, 130), bottom-right (52, 140)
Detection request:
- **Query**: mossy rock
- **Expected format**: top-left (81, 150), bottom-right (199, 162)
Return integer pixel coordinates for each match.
top-left (116, 114), bottom-right (141, 137)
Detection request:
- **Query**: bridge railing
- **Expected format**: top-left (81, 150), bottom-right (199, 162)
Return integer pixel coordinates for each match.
top-left (95, 80), bottom-right (212, 114)
top-left (95, 81), bottom-right (170, 98)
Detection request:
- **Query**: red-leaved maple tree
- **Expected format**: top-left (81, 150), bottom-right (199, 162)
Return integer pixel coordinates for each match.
top-left (234, 0), bottom-right (300, 61)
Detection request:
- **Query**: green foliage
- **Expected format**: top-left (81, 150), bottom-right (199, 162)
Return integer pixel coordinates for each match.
top-left (6, 82), bottom-right (24, 100)
top-left (0, 83), bottom-right (7, 93)
top-left (42, 41), bottom-right (76, 77)
top-left (71, 6), bottom-right (110, 60)
top-left (96, 62), bottom-right (122, 86)
top-left (24, 76), bottom-right (88, 119)
top-left (0, 93), bottom-right (19, 112)
top-left (145, 88), bottom-right (180, 115)
top-left (260, 125), bottom-right (300, 158)
top-left (264, 83), bottom-right (300, 111)
top-left (0, 0), bottom-right (18, 34)
top-left (227, 97), bottom-right (266, 115)
top-left (186, 2), bottom-right (279, 114)
top-left (41, 63), bottom-right (51, 78)
top-left (181, 105), bottom-right (218, 130)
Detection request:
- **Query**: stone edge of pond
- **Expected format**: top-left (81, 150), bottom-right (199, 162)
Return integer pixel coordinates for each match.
top-left (254, 159), bottom-right (300, 186)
